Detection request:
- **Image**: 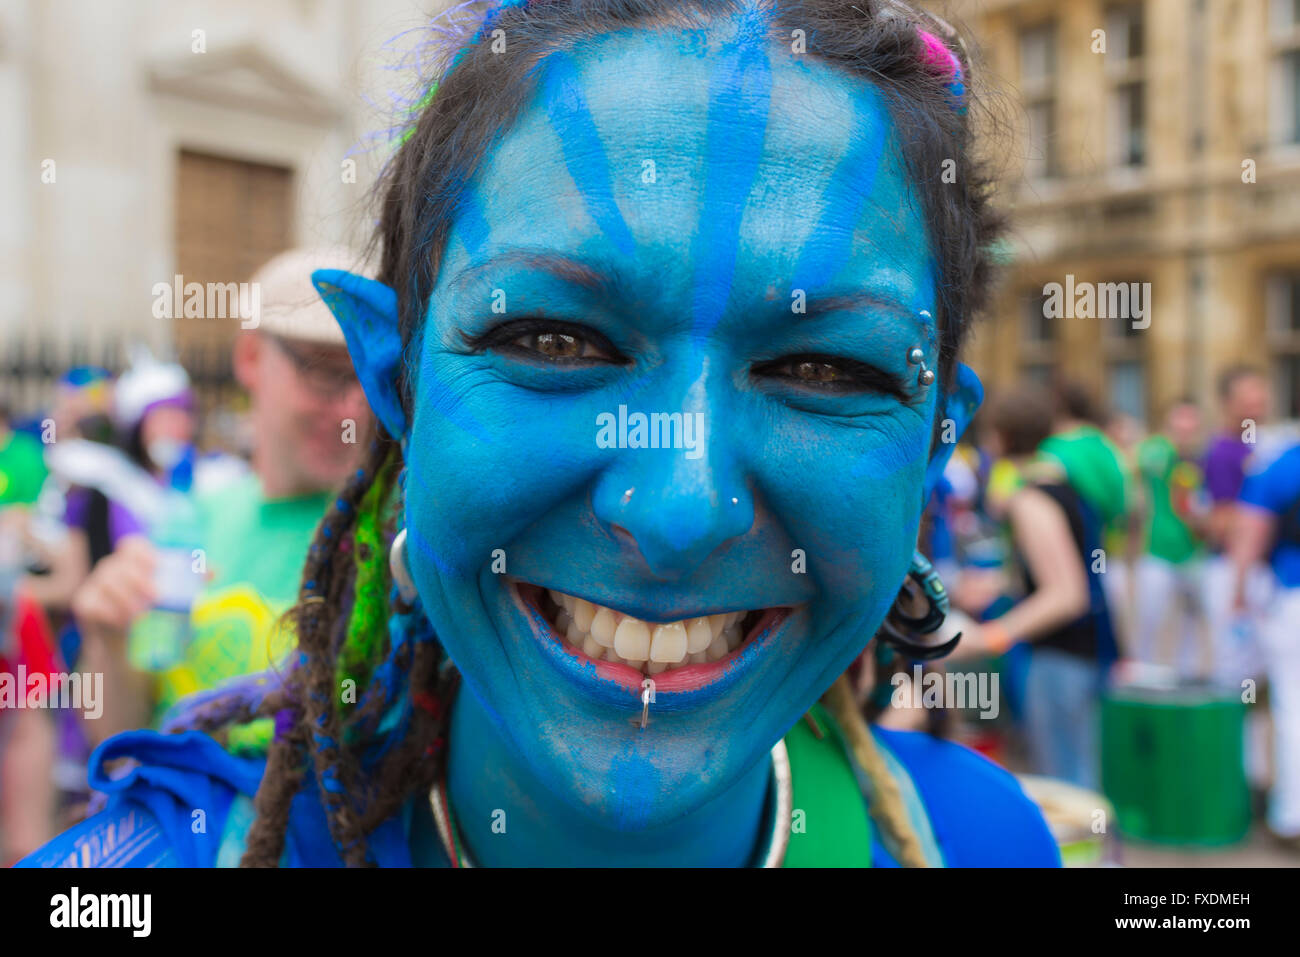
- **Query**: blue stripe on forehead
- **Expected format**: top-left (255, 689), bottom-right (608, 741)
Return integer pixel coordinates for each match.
top-left (539, 52), bottom-right (637, 257)
top-left (451, 186), bottom-right (492, 257)
top-left (689, 4), bottom-right (773, 340)
top-left (789, 107), bottom-right (888, 294)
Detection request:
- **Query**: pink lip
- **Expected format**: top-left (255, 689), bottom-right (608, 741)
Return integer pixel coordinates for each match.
top-left (514, 583), bottom-right (789, 695)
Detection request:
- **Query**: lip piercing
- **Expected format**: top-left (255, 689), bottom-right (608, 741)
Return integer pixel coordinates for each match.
top-left (640, 678), bottom-right (654, 730)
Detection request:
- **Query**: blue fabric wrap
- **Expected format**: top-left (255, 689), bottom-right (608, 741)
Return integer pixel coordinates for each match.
top-left (16, 726), bottom-right (419, 868)
top-left (19, 724), bottom-right (1059, 867)
top-left (872, 727), bottom-right (1061, 867)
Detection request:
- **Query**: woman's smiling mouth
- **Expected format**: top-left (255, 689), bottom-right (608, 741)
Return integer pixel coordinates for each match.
top-left (512, 581), bottom-right (794, 701)
top-left (542, 587), bottom-right (754, 672)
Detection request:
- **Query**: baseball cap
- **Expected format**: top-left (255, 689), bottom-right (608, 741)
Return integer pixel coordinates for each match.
top-left (112, 353), bottom-right (193, 431)
top-left (249, 246), bottom-right (369, 346)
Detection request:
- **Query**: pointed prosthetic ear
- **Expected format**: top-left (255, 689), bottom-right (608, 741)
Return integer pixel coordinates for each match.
top-left (312, 269), bottom-right (408, 440)
top-left (923, 362), bottom-right (983, 500)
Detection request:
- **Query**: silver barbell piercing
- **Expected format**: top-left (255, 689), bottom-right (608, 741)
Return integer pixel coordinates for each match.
top-left (908, 311), bottom-right (937, 388)
top-left (907, 346), bottom-right (935, 387)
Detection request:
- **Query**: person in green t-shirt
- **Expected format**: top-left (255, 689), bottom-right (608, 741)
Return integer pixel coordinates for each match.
top-left (1132, 398), bottom-right (1208, 677)
top-left (131, 472), bottom-right (335, 724)
top-left (70, 248), bottom-right (372, 745)
top-left (0, 408), bottom-right (47, 508)
top-left (1039, 382), bottom-right (1132, 550)
top-left (1039, 381), bottom-right (1135, 653)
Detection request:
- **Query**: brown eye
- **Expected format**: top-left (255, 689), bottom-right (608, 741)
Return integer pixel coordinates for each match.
top-left (751, 353), bottom-right (909, 399)
top-left (530, 331), bottom-right (582, 358)
top-left (792, 360), bottom-right (844, 383)
top-left (512, 330), bottom-right (600, 359)
top-left (466, 318), bottom-right (628, 366)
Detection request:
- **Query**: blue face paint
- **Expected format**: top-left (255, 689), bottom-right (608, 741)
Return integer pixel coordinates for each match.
top-left (322, 15), bottom-right (982, 866)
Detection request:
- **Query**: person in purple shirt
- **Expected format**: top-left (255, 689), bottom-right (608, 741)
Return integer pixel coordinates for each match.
top-left (1233, 440), bottom-right (1300, 852)
top-left (1202, 365), bottom-right (1272, 687)
top-left (1204, 368), bottom-right (1270, 527)
top-left (57, 359), bottom-right (197, 570)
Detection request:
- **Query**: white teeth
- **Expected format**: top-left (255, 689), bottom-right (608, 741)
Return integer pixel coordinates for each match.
top-left (725, 624), bottom-right (742, 652)
top-left (573, 598), bottom-right (596, 632)
top-left (591, 607), bottom-right (617, 647)
top-left (649, 621), bottom-right (688, 663)
top-left (686, 617), bottom-right (713, 654)
top-left (614, 617), bottom-right (651, 661)
top-left (542, 587), bottom-right (761, 675)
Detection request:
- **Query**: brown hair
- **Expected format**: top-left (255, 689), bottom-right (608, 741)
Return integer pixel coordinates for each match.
top-left (989, 383), bottom-right (1055, 457)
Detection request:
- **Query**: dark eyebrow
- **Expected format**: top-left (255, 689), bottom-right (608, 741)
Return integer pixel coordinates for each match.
top-left (799, 292), bottom-right (923, 327)
top-left (450, 249), bottom-right (616, 298)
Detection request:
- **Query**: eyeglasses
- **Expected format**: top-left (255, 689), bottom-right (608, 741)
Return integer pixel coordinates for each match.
top-left (267, 335), bottom-right (361, 398)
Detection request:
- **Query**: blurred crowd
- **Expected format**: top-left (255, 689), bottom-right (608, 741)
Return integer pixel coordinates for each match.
top-left (0, 248), bottom-right (370, 864)
top-left (878, 367), bottom-right (1300, 856)
top-left (2, 253), bottom-right (1299, 861)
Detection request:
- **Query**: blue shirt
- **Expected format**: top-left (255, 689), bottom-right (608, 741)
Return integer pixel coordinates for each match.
top-left (18, 719), bottom-right (1059, 868)
top-left (1240, 443), bottom-right (1300, 587)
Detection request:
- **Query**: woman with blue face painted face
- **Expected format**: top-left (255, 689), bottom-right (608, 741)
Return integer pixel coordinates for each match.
top-left (20, 0), bottom-right (1060, 868)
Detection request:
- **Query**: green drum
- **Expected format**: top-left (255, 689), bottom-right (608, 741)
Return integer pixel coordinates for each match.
top-left (1100, 683), bottom-right (1251, 846)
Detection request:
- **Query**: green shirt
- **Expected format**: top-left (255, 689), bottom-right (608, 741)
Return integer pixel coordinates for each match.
top-left (0, 429), bottom-right (47, 506)
top-left (1136, 435), bottom-right (1202, 565)
top-left (131, 472), bottom-right (331, 722)
top-left (1040, 425), bottom-right (1131, 552)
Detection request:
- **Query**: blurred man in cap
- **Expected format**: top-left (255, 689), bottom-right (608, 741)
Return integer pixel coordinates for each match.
top-left (73, 248), bottom-right (372, 744)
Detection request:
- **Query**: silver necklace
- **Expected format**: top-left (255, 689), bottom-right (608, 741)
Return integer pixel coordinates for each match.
top-left (429, 739), bottom-right (792, 868)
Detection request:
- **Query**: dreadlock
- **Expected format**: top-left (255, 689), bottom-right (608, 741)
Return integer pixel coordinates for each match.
top-left (170, 0), bottom-right (1002, 867)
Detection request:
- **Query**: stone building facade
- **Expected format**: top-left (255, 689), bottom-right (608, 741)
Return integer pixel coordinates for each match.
top-left (947, 0), bottom-right (1300, 424)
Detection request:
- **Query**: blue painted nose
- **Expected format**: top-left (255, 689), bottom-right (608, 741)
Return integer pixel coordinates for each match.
top-left (592, 432), bottom-right (754, 581)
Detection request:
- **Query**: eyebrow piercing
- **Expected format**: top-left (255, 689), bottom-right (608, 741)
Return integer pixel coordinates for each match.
top-left (908, 309), bottom-right (937, 388)
top-left (907, 346), bottom-right (935, 388)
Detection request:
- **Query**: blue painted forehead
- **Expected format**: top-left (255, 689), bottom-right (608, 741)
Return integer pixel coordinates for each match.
top-left (451, 15), bottom-right (940, 291)
top-left (405, 0), bottom-right (966, 139)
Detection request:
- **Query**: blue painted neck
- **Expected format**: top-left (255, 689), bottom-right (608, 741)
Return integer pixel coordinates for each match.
top-left (446, 688), bottom-right (773, 867)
